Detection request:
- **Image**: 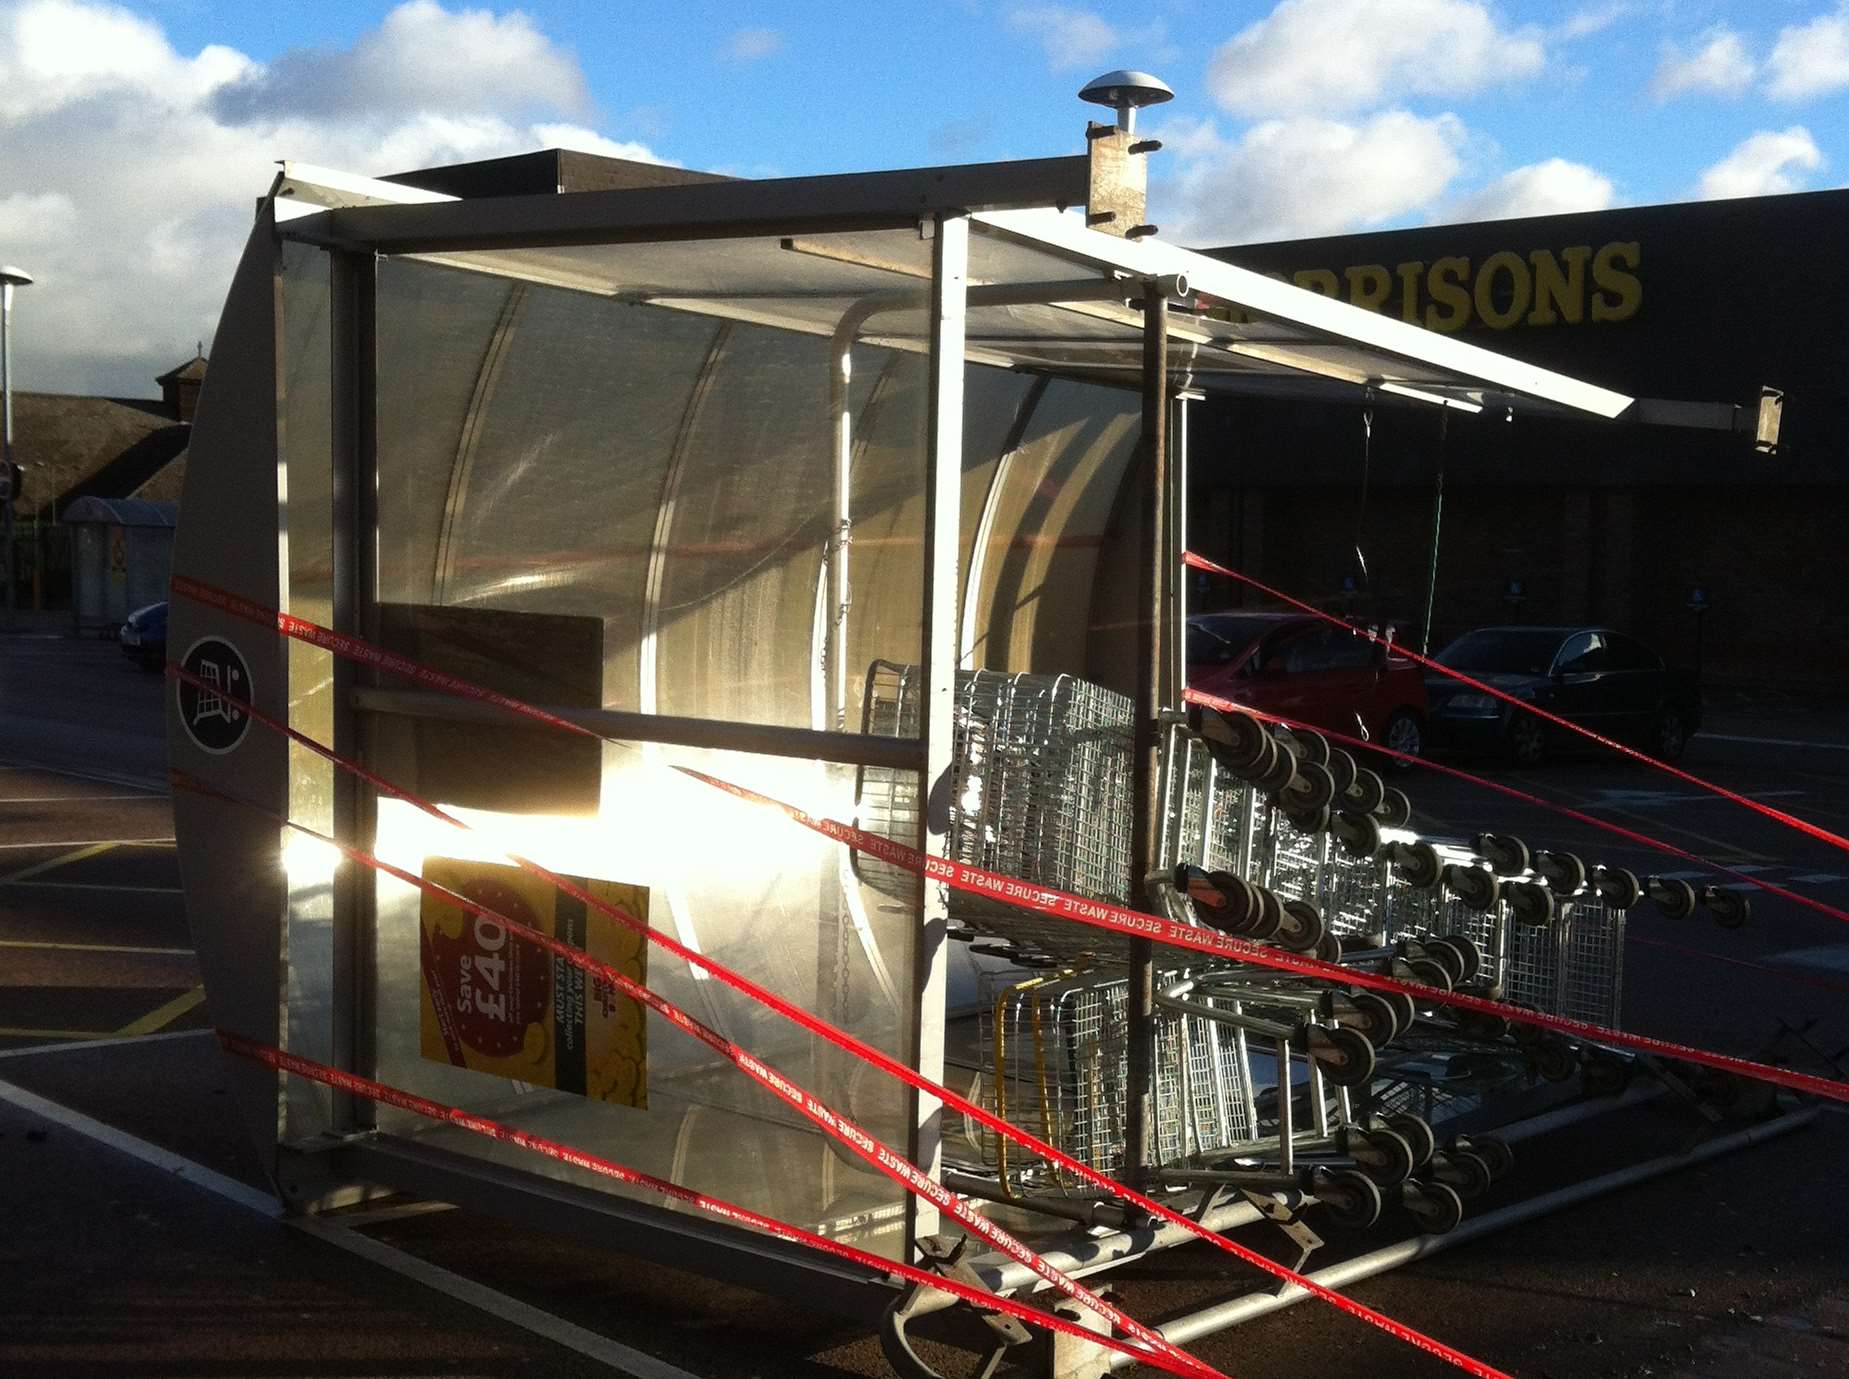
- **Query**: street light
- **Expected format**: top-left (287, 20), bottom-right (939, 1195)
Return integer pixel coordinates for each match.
top-left (0, 264), bottom-right (31, 631)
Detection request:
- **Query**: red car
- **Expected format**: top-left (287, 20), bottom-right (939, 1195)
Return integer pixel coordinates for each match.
top-left (1186, 612), bottom-right (1429, 767)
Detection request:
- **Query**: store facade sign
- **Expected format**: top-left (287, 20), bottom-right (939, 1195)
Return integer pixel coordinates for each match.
top-left (1275, 241), bottom-right (1642, 333)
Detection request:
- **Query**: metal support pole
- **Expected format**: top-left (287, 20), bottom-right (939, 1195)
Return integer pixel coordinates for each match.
top-left (1126, 287), bottom-right (1168, 1182)
top-left (1419, 410), bottom-right (1448, 657)
top-left (328, 250), bottom-right (378, 1125)
top-left (1, 276), bottom-right (17, 632)
top-left (906, 213), bottom-right (968, 1256)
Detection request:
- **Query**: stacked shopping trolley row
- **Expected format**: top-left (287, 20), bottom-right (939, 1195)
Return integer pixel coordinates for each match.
top-left (853, 664), bottom-right (1705, 1234)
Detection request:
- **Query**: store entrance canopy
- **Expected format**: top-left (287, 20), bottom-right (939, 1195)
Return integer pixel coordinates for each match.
top-left (275, 161), bottom-right (1632, 421)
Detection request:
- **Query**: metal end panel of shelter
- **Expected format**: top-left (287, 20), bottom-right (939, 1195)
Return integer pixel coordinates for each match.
top-left (168, 154), bottom-right (1634, 1322)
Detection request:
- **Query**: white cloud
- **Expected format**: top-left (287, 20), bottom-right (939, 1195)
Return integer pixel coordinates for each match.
top-left (1696, 127), bottom-right (1824, 199)
top-left (210, 0), bottom-right (588, 123)
top-left (1157, 110), bottom-right (1467, 246)
top-left (1557, 4), bottom-right (1629, 40)
top-left (0, 1), bottom-right (666, 396)
top-left (1007, 5), bottom-right (1165, 74)
top-left (1206, 0), bottom-right (1546, 117)
top-left (1446, 158), bottom-right (1616, 221)
top-left (1766, 4), bottom-right (1849, 101)
top-left (719, 26), bottom-right (781, 63)
top-left (531, 123), bottom-right (674, 165)
top-left (1651, 26), bottom-right (1755, 101)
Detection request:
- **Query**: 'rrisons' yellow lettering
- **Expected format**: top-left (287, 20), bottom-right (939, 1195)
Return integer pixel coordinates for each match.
top-left (1474, 250), bottom-right (1531, 329)
top-left (1528, 246), bottom-right (1592, 326)
top-left (1590, 241), bottom-right (1642, 322)
top-left (1396, 261), bottom-right (1424, 323)
top-left (1344, 263), bottom-right (1393, 312)
top-left (1425, 256), bottom-right (1471, 332)
top-left (1294, 268), bottom-right (1339, 296)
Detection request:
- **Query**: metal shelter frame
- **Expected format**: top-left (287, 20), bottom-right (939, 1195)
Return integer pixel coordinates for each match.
top-left (172, 154), bottom-right (1639, 1331)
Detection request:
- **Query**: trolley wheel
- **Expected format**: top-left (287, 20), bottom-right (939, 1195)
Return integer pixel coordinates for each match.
top-left (1532, 1038), bottom-right (1577, 1082)
top-left (1474, 832), bottom-right (1531, 877)
top-left (1703, 1071), bottom-right (1778, 1120)
top-left (1248, 887), bottom-right (1285, 941)
top-left (1702, 887), bottom-right (1752, 929)
top-left (1414, 939), bottom-right (1468, 988)
top-left (1282, 802), bottom-right (1333, 836)
top-left (1647, 876), bottom-right (1698, 920)
top-left (1432, 934), bottom-right (1483, 985)
top-left (1581, 1052), bottom-right (1631, 1096)
top-left (1257, 744), bottom-right (1300, 797)
top-left (1535, 850), bottom-right (1588, 897)
top-left (1324, 748), bottom-right (1359, 796)
top-left (1403, 956), bottom-right (1453, 992)
top-left (1377, 785), bottom-right (1413, 829)
top-left (1507, 1005), bottom-right (1545, 1047)
top-left (1203, 708), bottom-right (1274, 775)
top-left (1385, 1113), bottom-right (1438, 1169)
top-left (1393, 840), bottom-right (1443, 889)
top-left (1348, 1127), bottom-right (1416, 1185)
top-left (1442, 863), bottom-right (1502, 913)
top-left (1308, 1025), bottom-right (1377, 1088)
top-left (1280, 758), bottom-right (1336, 812)
top-left (1592, 864), bottom-right (1643, 909)
top-left (1402, 1180), bottom-right (1465, 1235)
top-left (1283, 726), bottom-right (1331, 766)
top-left (1506, 881), bottom-right (1557, 928)
top-left (1429, 1149), bottom-right (1494, 1202)
top-left (1344, 767), bottom-right (1387, 816)
top-left (1455, 1009), bottom-right (1512, 1042)
top-left (1381, 990), bottom-right (1419, 1039)
top-left (1333, 810), bottom-right (1382, 858)
top-left (1458, 1135), bottom-right (1514, 1180)
top-left (1313, 1168), bottom-right (1383, 1230)
top-left (1345, 991), bottom-right (1399, 1046)
top-left (1275, 899), bottom-right (1326, 953)
top-left (1315, 931), bottom-right (1345, 965)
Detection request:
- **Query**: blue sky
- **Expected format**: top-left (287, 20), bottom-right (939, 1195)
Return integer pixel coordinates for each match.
top-left (4, 0), bottom-right (1848, 393)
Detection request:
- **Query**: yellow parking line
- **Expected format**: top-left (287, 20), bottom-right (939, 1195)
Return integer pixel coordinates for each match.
top-left (0, 1027), bottom-right (114, 1042)
top-left (0, 939), bottom-right (194, 957)
top-left (114, 985), bottom-right (207, 1038)
top-left (0, 842), bottom-right (118, 884)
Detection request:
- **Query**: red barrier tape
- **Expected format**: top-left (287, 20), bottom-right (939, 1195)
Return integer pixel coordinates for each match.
top-left (161, 728), bottom-right (1213, 1379)
top-left (166, 679), bottom-right (1512, 1379)
top-left (1180, 551), bottom-right (1849, 861)
top-left (1180, 687), bottom-right (1849, 929)
top-left (166, 574), bottom-right (1849, 1104)
top-left (217, 1031), bottom-right (1206, 1379)
top-left (167, 578), bottom-right (1517, 1376)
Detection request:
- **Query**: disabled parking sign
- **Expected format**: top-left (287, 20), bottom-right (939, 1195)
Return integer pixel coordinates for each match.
top-left (177, 636), bottom-right (252, 754)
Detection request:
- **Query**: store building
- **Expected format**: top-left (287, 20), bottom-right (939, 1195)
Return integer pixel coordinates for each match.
top-left (1198, 188), bottom-right (1847, 688)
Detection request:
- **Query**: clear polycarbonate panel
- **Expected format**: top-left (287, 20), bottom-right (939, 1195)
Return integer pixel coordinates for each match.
top-left (963, 378), bottom-right (1140, 678)
top-left (278, 239), bottom-right (337, 1141)
top-left (367, 747), bottom-right (916, 1250)
top-left (415, 227), bottom-right (937, 337)
top-left (650, 318), bottom-right (901, 729)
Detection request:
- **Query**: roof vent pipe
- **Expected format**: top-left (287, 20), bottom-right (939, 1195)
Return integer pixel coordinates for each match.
top-left (1078, 69), bottom-right (1174, 134)
top-left (1079, 71), bottom-right (1172, 237)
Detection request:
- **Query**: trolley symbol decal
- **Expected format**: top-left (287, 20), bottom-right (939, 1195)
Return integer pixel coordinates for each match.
top-left (177, 636), bottom-right (253, 754)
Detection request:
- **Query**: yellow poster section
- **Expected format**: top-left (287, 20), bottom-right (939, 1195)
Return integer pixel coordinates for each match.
top-left (419, 856), bottom-right (647, 1108)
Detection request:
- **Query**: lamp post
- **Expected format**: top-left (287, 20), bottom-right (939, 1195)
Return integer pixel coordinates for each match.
top-left (0, 265), bottom-right (32, 632)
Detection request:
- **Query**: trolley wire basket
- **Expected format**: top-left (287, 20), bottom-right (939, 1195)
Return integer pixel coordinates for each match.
top-left (855, 661), bottom-right (1136, 960)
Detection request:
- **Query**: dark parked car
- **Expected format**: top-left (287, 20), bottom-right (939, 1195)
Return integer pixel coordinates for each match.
top-left (118, 600), bottom-right (168, 671)
top-left (1425, 625), bottom-right (1699, 766)
top-left (1187, 612), bottom-right (1429, 766)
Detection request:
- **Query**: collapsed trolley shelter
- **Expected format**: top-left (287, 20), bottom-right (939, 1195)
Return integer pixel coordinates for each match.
top-left (169, 127), bottom-right (1792, 1373)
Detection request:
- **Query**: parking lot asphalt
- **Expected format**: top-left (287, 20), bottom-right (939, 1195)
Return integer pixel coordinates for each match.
top-left (2, 632), bottom-right (1847, 1379)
